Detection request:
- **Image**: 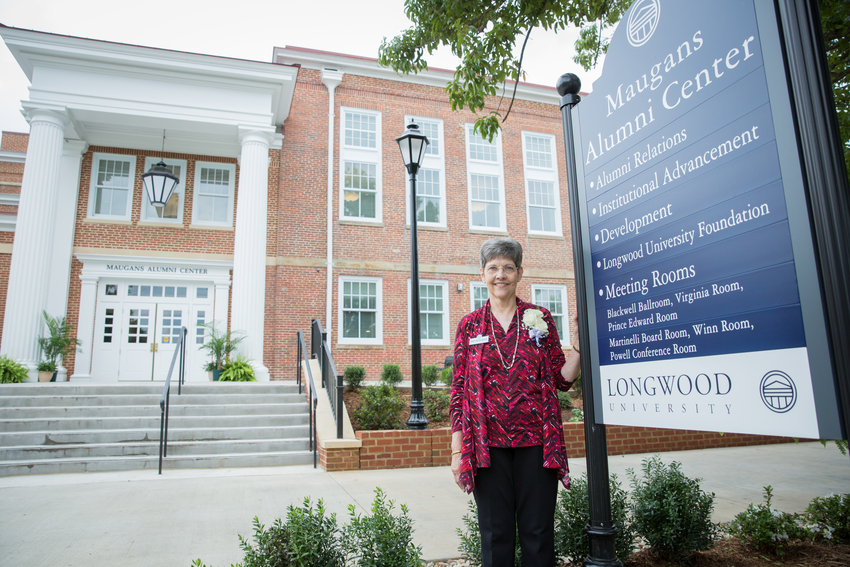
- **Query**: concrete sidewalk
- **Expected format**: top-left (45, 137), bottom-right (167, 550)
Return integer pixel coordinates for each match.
top-left (1, 442), bottom-right (847, 566)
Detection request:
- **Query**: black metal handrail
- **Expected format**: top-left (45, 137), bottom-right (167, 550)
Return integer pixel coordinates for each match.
top-left (321, 341), bottom-right (344, 439)
top-left (311, 319), bottom-right (344, 439)
top-left (296, 329), bottom-right (319, 468)
top-left (159, 326), bottom-right (187, 475)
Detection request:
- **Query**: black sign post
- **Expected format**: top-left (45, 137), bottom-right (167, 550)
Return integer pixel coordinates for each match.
top-left (559, 73), bottom-right (622, 567)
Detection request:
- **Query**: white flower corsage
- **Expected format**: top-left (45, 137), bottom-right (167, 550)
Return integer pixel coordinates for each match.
top-left (522, 308), bottom-right (549, 346)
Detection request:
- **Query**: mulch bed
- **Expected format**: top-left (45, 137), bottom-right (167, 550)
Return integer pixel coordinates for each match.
top-left (624, 538), bottom-right (850, 567)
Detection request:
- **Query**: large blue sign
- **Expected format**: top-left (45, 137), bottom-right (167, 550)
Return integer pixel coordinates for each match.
top-left (573, 0), bottom-right (842, 438)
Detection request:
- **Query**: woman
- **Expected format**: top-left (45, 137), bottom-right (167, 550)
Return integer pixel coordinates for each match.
top-left (450, 237), bottom-right (580, 567)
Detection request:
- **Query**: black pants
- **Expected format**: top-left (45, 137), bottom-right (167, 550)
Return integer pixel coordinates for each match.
top-left (473, 445), bottom-right (559, 567)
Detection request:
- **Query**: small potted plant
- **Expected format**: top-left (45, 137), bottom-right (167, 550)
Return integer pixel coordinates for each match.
top-left (0, 355), bottom-right (29, 383)
top-left (218, 355), bottom-right (256, 382)
top-left (37, 311), bottom-right (81, 382)
top-left (199, 322), bottom-right (245, 381)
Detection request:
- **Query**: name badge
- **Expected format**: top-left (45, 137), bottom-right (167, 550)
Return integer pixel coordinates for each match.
top-left (469, 334), bottom-right (490, 346)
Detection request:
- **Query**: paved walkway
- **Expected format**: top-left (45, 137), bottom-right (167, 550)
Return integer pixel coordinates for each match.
top-left (1, 442), bottom-right (847, 566)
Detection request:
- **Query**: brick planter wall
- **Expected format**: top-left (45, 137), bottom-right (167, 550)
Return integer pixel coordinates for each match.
top-left (322, 424), bottom-right (805, 472)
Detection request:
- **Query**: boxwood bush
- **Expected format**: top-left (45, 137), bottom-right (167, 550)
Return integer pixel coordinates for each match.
top-left (628, 456), bottom-right (717, 563)
top-left (344, 366), bottom-right (366, 390)
top-left (380, 364), bottom-right (403, 387)
top-left (353, 384), bottom-right (405, 430)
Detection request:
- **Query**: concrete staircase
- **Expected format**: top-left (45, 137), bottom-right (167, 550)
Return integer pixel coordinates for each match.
top-left (0, 382), bottom-right (313, 476)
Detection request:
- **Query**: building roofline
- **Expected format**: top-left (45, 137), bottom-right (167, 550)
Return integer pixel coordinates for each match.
top-left (274, 45), bottom-right (564, 105)
top-left (0, 23), bottom-right (298, 76)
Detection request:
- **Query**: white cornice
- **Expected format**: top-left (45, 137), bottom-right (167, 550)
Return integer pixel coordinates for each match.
top-left (274, 46), bottom-right (561, 106)
top-left (0, 25), bottom-right (299, 156)
top-left (0, 150), bottom-right (25, 163)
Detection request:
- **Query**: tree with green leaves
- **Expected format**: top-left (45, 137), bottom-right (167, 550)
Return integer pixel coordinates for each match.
top-left (379, 0), bottom-right (849, 175)
top-left (378, 0), bottom-right (630, 141)
top-left (819, 0), bottom-right (849, 179)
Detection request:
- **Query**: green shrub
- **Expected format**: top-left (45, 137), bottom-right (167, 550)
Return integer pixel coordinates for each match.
top-left (440, 366), bottom-right (453, 386)
top-left (236, 516), bottom-right (293, 567)
top-left (219, 355), bottom-right (256, 382)
top-left (628, 456), bottom-right (717, 563)
top-left (421, 364), bottom-right (439, 387)
top-left (554, 474), bottom-right (635, 564)
top-left (456, 500), bottom-right (521, 567)
top-left (344, 366), bottom-right (366, 390)
top-left (557, 391), bottom-right (572, 411)
top-left (0, 355), bottom-right (29, 384)
top-left (353, 384), bottom-right (405, 430)
top-left (380, 364), bottom-right (403, 387)
top-left (342, 488), bottom-right (421, 567)
top-left (423, 389), bottom-right (450, 421)
top-left (805, 492), bottom-right (850, 543)
top-left (284, 497), bottom-right (343, 567)
top-left (727, 486), bottom-right (809, 556)
top-left (569, 409), bottom-right (584, 422)
top-left (223, 497), bottom-right (341, 567)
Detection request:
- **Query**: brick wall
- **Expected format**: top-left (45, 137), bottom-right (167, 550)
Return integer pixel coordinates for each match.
top-left (276, 68), bottom-right (576, 381)
top-left (322, 425), bottom-right (802, 472)
top-left (0, 132), bottom-right (29, 152)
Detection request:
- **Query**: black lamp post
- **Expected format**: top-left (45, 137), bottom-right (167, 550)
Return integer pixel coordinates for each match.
top-left (558, 73), bottom-right (621, 567)
top-left (396, 121), bottom-right (430, 430)
top-left (141, 130), bottom-right (180, 209)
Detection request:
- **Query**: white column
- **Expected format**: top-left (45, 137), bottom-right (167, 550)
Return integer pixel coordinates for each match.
top-left (230, 128), bottom-right (273, 382)
top-left (48, 140), bottom-right (87, 381)
top-left (0, 109), bottom-right (67, 380)
top-left (213, 280), bottom-right (231, 333)
top-left (70, 274), bottom-right (98, 381)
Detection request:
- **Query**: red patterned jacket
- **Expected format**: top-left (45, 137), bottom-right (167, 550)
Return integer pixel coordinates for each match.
top-left (450, 297), bottom-right (572, 493)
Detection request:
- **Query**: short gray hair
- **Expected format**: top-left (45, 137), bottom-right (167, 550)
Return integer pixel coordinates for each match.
top-left (479, 237), bottom-right (523, 269)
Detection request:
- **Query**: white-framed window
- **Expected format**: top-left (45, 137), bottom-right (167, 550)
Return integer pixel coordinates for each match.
top-left (470, 282), bottom-right (489, 312)
top-left (405, 116), bottom-right (446, 228)
top-left (338, 276), bottom-right (382, 345)
top-left (340, 108), bottom-right (382, 222)
top-left (408, 279), bottom-right (450, 346)
top-left (532, 284), bottom-right (569, 344)
top-left (141, 157), bottom-right (187, 224)
top-left (522, 132), bottom-right (562, 235)
top-left (465, 125), bottom-right (505, 231)
top-left (342, 162), bottom-right (377, 218)
top-left (192, 162), bottom-right (236, 227)
top-left (88, 153), bottom-right (136, 220)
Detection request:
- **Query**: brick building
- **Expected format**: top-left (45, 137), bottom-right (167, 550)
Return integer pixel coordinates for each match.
top-left (0, 25), bottom-right (576, 384)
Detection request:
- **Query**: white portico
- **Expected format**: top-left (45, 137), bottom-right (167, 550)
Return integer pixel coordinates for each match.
top-left (0, 26), bottom-right (299, 381)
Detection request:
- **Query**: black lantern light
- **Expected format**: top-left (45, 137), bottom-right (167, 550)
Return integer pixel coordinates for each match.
top-left (395, 120), bottom-right (430, 430)
top-left (396, 121), bottom-right (429, 175)
top-left (141, 130), bottom-right (180, 208)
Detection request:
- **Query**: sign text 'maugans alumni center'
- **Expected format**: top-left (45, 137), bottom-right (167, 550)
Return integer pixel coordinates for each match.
top-left (571, 0), bottom-right (848, 441)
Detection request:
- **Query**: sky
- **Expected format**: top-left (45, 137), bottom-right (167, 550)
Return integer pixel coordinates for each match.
top-left (0, 0), bottom-right (605, 137)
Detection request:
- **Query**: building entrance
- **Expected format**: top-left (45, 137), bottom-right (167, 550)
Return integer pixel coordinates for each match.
top-left (92, 281), bottom-right (214, 382)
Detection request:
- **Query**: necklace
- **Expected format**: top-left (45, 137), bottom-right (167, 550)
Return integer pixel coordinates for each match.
top-left (489, 306), bottom-right (519, 370)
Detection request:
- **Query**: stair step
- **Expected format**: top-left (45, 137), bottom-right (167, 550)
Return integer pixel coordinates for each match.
top-left (0, 402), bottom-right (309, 419)
top-left (1, 437), bottom-right (311, 459)
top-left (0, 450), bottom-right (316, 476)
top-left (0, 423), bottom-right (311, 446)
top-left (0, 381), bottom-right (316, 476)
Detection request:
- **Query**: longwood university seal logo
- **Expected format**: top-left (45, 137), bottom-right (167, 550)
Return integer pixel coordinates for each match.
top-left (627, 0), bottom-right (661, 47)
top-left (760, 370), bottom-right (797, 413)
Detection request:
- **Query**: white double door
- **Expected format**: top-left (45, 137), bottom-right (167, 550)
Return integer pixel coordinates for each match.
top-left (118, 303), bottom-right (190, 381)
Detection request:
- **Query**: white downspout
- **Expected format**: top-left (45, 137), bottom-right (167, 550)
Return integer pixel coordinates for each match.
top-left (321, 69), bottom-right (343, 343)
